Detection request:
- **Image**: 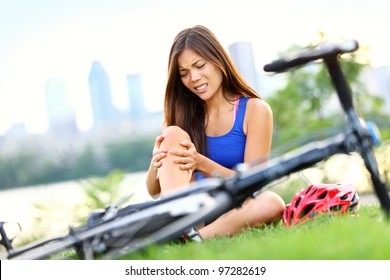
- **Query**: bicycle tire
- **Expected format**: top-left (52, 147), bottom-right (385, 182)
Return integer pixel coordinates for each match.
top-left (359, 140), bottom-right (390, 214)
top-left (99, 191), bottom-right (233, 259)
top-left (9, 190), bottom-right (232, 260)
top-left (8, 235), bottom-right (80, 260)
top-left (346, 111), bottom-right (390, 215)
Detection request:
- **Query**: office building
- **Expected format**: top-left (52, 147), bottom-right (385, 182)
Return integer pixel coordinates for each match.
top-left (228, 41), bottom-right (260, 92)
top-left (126, 73), bottom-right (146, 120)
top-left (88, 60), bottom-right (116, 129)
top-left (45, 77), bottom-right (78, 137)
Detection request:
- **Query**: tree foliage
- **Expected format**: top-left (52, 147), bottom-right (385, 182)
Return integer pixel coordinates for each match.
top-left (0, 135), bottom-right (155, 190)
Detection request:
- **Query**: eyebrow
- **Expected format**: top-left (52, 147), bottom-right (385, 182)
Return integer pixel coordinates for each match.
top-left (179, 59), bottom-right (203, 71)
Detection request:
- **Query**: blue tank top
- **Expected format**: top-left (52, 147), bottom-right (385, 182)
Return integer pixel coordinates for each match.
top-left (195, 96), bottom-right (248, 181)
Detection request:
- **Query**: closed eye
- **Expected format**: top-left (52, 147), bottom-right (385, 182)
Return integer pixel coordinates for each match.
top-left (180, 70), bottom-right (188, 77)
top-left (179, 60), bottom-right (206, 77)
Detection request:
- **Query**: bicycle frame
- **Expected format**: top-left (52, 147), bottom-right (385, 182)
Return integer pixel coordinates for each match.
top-left (1, 39), bottom-right (389, 260)
top-left (263, 39), bottom-right (390, 214)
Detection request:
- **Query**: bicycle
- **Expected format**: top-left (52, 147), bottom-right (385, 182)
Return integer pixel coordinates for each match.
top-left (1, 39), bottom-right (389, 260)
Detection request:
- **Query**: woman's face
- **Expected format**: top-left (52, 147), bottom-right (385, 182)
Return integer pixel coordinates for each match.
top-left (177, 48), bottom-right (223, 101)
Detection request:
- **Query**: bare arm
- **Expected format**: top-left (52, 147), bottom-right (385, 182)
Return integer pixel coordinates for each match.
top-left (243, 98), bottom-right (273, 164)
top-left (194, 153), bottom-right (236, 178)
top-left (145, 135), bottom-right (166, 197)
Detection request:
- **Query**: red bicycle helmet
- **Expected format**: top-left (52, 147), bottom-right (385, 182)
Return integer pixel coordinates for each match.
top-left (283, 183), bottom-right (360, 227)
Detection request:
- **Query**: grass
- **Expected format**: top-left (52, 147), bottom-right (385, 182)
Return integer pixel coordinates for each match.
top-left (30, 204), bottom-right (390, 260)
top-left (122, 206), bottom-right (390, 260)
top-left (5, 141), bottom-right (389, 260)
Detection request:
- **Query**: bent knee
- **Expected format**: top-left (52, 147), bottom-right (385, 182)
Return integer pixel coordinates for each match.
top-left (160, 126), bottom-right (191, 152)
top-left (163, 126), bottom-right (190, 141)
top-left (254, 191), bottom-right (286, 222)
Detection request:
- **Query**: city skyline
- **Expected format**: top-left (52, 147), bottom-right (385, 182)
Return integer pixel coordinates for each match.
top-left (42, 60), bottom-right (151, 136)
top-left (1, 0), bottom-right (390, 135)
top-left (1, 40), bottom-right (265, 137)
top-left (2, 47), bottom-right (390, 138)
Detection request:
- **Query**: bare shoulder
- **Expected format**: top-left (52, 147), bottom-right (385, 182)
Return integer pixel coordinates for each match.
top-left (243, 98), bottom-right (272, 134)
top-left (246, 98), bottom-right (273, 118)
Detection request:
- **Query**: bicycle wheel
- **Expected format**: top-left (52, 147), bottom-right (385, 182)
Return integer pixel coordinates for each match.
top-left (360, 141), bottom-right (390, 214)
top-left (355, 117), bottom-right (390, 215)
top-left (96, 190), bottom-right (233, 259)
top-left (10, 190), bottom-right (232, 260)
top-left (8, 235), bottom-right (80, 260)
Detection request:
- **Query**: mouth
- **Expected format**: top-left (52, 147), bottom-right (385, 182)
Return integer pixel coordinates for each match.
top-left (195, 83), bottom-right (208, 92)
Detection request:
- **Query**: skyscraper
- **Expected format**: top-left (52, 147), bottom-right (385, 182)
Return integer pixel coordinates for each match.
top-left (88, 60), bottom-right (116, 129)
top-left (228, 41), bottom-right (260, 92)
top-left (45, 77), bottom-right (78, 137)
top-left (126, 73), bottom-right (146, 120)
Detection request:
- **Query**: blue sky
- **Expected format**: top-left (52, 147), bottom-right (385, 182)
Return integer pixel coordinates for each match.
top-left (0, 0), bottom-right (389, 134)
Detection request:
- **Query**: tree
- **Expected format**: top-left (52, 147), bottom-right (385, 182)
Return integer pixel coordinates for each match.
top-left (106, 136), bottom-right (155, 172)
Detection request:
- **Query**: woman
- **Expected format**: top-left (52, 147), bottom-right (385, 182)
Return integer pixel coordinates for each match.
top-left (146, 25), bottom-right (285, 239)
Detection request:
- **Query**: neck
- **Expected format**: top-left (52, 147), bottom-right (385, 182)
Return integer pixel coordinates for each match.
top-left (205, 92), bottom-right (235, 116)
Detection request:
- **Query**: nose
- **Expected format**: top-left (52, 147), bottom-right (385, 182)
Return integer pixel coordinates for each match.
top-left (190, 69), bottom-right (201, 82)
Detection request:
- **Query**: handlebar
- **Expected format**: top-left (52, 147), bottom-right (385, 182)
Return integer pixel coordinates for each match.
top-left (263, 40), bottom-right (359, 73)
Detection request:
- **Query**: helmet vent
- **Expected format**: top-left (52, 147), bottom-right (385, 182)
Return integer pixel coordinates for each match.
top-left (299, 204), bottom-right (315, 219)
top-left (340, 194), bottom-right (349, 200)
top-left (329, 205), bottom-right (342, 211)
top-left (351, 193), bottom-right (359, 203)
top-left (349, 193), bottom-right (360, 211)
top-left (318, 191), bottom-right (327, 199)
top-left (284, 208), bottom-right (289, 220)
top-left (290, 210), bottom-right (294, 222)
top-left (294, 197), bottom-right (301, 208)
top-left (304, 186), bottom-right (313, 195)
top-left (309, 187), bottom-right (318, 196)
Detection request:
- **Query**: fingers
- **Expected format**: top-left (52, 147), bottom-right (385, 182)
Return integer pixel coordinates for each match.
top-left (179, 162), bottom-right (193, 171)
top-left (179, 140), bottom-right (192, 148)
top-left (151, 135), bottom-right (167, 172)
top-left (171, 152), bottom-right (196, 171)
top-left (169, 140), bottom-right (197, 171)
top-left (152, 135), bottom-right (167, 156)
top-left (170, 140), bottom-right (195, 156)
top-left (152, 151), bottom-right (166, 169)
top-left (153, 135), bottom-right (165, 150)
top-left (152, 137), bottom-right (197, 172)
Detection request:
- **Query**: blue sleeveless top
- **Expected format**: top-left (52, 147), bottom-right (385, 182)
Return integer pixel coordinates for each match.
top-left (195, 96), bottom-right (248, 181)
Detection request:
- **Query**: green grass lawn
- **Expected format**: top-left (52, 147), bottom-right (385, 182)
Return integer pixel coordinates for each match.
top-left (123, 205), bottom-right (390, 260)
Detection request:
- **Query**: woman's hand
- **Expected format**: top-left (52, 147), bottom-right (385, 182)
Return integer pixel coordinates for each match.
top-left (151, 135), bottom-right (167, 174)
top-left (169, 140), bottom-right (201, 172)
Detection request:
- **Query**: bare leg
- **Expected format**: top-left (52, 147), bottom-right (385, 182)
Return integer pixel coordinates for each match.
top-left (199, 191), bottom-right (285, 238)
top-left (158, 126), bottom-right (192, 196)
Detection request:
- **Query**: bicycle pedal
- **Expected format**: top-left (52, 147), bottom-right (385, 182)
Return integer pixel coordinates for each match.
top-left (180, 227), bottom-right (203, 243)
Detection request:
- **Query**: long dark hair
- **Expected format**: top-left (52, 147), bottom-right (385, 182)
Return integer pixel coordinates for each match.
top-left (164, 25), bottom-right (261, 155)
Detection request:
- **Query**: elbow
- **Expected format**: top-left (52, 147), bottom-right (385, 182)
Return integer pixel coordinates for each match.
top-left (146, 183), bottom-right (161, 199)
top-left (148, 188), bottom-right (160, 198)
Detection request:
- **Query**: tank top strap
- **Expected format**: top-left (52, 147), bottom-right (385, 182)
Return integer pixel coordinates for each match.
top-left (233, 96), bottom-right (249, 132)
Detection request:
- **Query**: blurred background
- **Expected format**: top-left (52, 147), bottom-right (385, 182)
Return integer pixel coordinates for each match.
top-left (0, 0), bottom-right (389, 241)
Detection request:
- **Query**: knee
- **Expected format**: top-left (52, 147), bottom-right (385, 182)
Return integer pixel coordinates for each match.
top-left (255, 191), bottom-right (286, 223)
top-left (265, 191), bottom-right (285, 216)
top-left (159, 126), bottom-right (191, 152)
top-left (162, 126), bottom-right (190, 141)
